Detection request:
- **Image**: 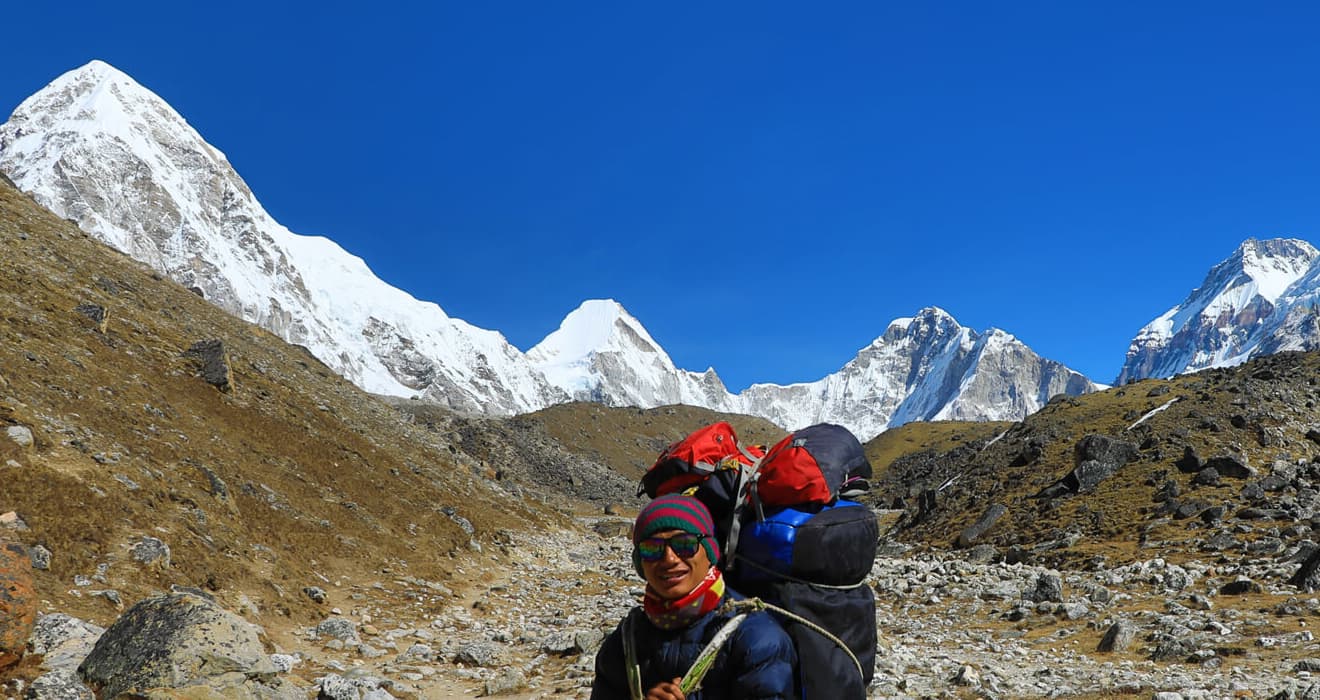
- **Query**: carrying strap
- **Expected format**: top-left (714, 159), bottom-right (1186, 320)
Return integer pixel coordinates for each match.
top-left (723, 444), bottom-right (765, 573)
top-left (723, 597), bottom-right (865, 682)
top-left (622, 608), bottom-right (644, 700)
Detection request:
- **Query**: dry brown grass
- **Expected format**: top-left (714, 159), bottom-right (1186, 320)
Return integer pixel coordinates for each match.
top-left (0, 178), bottom-right (563, 641)
top-left (524, 401), bottom-right (786, 482)
top-left (865, 419), bottom-right (1013, 477)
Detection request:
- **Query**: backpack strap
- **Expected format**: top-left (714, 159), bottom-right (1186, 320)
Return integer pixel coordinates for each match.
top-left (722, 445), bottom-right (765, 573)
top-left (723, 597), bottom-right (865, 683)
top-left (622, 608), bottom-right (644, 700)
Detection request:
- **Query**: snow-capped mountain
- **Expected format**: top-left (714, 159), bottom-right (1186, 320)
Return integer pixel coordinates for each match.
top-left (528, 299), bottom-right (737, 410)
top-left (532, 303), bottom-right (1099, 440)
top-left (738, 307), bottom-right (1100, 439)
top-left (0, 61), bottom-right (566, 414)
top-left (1, 61), bottom-right (1100, 439)
top-left (1117, 238), bottom-right (1320, 384)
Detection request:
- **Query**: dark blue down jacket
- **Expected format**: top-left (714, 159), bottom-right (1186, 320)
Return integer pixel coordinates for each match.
top-left (590, 592), bottom-right (797, 700)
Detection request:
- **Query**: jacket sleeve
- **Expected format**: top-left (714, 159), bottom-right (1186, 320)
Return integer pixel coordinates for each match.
top-left (726, 612), bottom-right (798, 700)
top-left (590, 623), bottom-right (629, 700)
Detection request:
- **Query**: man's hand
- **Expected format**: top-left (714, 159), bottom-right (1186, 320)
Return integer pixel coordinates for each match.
top-left (644, 678), bottom-right (685, 700)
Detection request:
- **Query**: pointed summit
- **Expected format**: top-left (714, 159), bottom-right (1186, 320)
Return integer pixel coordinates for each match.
top-left (527, 299), bottom-right (732, 408)
top-left (0, 62), bottom-right (566, 413)
top-left (527, 299), bottom-right (662, 369)
top-left (1117, 237), bottom-right (1319, 383)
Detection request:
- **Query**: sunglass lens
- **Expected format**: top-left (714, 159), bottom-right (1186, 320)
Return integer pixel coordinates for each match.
top-left (637, 534), bottom-right (704, 562)
top-left (638, 538), bottom-right (666, 561)
top-left (669, 534), bottom-right (701, 558)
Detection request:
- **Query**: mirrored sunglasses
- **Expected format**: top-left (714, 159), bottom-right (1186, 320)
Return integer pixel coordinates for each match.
top-left (637, 533), bottom-right (706, 562)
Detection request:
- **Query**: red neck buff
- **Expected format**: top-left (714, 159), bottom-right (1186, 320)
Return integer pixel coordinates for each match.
top-left (643, 566), bottom-right (725, 631)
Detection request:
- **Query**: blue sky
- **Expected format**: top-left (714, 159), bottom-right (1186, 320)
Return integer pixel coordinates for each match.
top-left (6, 2), bottom-right (1320, 389)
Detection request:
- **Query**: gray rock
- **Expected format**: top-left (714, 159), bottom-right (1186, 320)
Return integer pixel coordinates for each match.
top-left (1192, 467), bottom-right (1221, 486)
top-left (5, 425), bottom-right (34, 448)
top-left (962, 544), bottom-right (999, 564)
top-left (455, 642), bottom-right (501, 667)
top-left (1025, 573), bottom-right (1064, 603)
top-left (27, 614), bottom-right (104, 672)
top-left (270, 653), bottom-right (299, 673)
top-left (28, 545), bottom-right (50, 571)
top-left (1220, 577), bottom-right (1262, 595)
top-left (76, 592), bottom-right (300, 699)
top-left (24, 669), bottom-right (92, 700)
top-left (315, 617), bottom-right (360, 644)
top-left (183, 339), bottom-right (233, 392)
top-left (399, 643), bottom-right (434, 662)
top-left (957, 504), bottom-right (1007, 548)
top-left (1037, 435), bottom-right (1139, 497)
top-left (303, 586), bottom-right (328, 604)
top-left (1097, 620), bottom-right (1136, 652)
top-left (72, 304), bottom-right (107, 333)
top-left (129, 536), bottom-right (170, 569)
top-left (484, 668), bottom-right (527, 696)
top-left (318, 674), bottom-right (361, 700)
top-left (1204, 454), bottom-right (1253, 479)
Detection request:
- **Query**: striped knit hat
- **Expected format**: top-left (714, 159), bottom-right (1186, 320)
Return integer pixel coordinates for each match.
top-left (631, 494), bottom-right (721, 575)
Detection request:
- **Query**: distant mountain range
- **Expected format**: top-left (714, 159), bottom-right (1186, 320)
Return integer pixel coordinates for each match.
top-left (4, 62), bottom-right (1319, 440)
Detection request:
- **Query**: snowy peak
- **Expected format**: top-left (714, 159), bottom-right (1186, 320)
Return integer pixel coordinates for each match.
top-left (740, 307), bottom-right (1099, 439)
top-left (528, 299), bottom-right (667, 369)
top-left (527, 299), bottom-right (732, 409)
top-left (1235, 238), bottom-right (1319, 299)
top-left (1, 61), bottom-right (566, 414)
top-left (1117, 237), bottom-right (1319, 383)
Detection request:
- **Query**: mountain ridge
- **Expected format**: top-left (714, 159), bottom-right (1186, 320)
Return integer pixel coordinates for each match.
top-left (0, 61), bottom-right (1117, 439)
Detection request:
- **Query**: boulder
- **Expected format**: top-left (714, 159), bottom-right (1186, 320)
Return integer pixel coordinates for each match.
top-left (77, 592), bottom-right (301, 699)
top-left (1291, 547), bottom-right (1320, 592)
top-left (957, 504), bottom-right (1007, 548)
top-left (1024, 573), bottom-right (1064, 604)
top-left (24, 669), bottom-right (94, 700)
top-left (0, 540), bottom-right (37, 670)
top-left (27, 613), bottom-right (105, 672)
top-left (1035, 435), bottom-right (1138, 498)
top-left (130, 537), bottom-right (171, 569)
top-left (1203, 455), bottom-right (1253, 479)
top-left (183, 339), bottom-right (233, 392)
top-left (5, 425), bottom-right (34, 450)
top-left (1175, 446), bottom-right (1203, 473)
top-left (1097, 620), bottom-right (1136, 652)
top-left (1191, 467), bottom-right (1220, 487)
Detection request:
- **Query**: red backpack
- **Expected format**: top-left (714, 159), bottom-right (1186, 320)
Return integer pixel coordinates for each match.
top-left (638, 421), bottom-right (765, 498)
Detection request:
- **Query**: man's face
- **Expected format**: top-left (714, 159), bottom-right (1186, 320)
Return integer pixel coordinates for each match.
top-left (639, 529), bottom-right (712, 600)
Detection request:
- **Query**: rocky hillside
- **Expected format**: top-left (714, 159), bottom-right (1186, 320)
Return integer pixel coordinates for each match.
top-left (875, 348), bottom-right (1320, 570)
top-left (0, 174), bottom-right (607, 692)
